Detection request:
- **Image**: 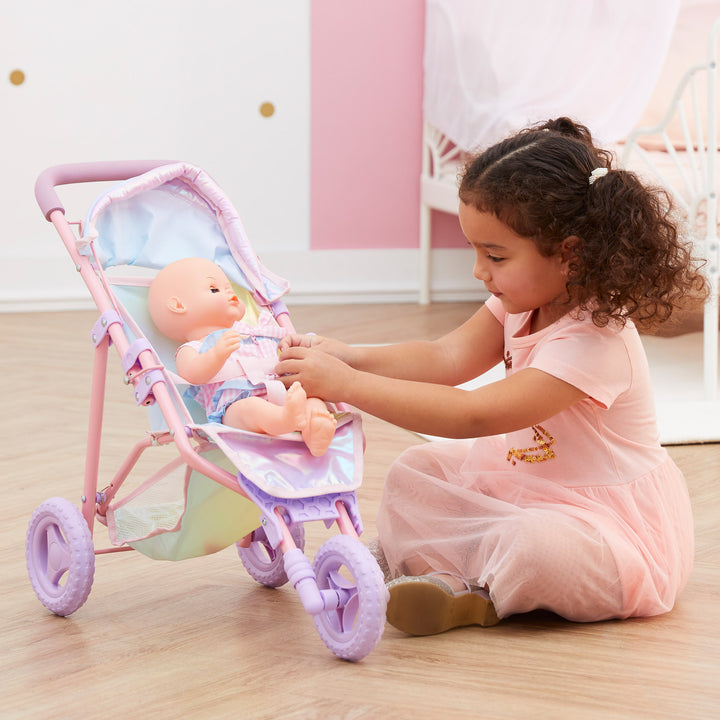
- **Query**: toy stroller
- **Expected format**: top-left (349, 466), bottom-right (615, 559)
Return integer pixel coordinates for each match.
top-left (26, 161), bottom-right (388, 661)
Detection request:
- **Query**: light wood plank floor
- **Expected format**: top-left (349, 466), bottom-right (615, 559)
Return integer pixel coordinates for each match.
top-left (2, 304), bottom-right (718, 720)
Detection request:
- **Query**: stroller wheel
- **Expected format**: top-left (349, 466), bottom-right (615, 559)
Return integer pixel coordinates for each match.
top-left (26, 497), bottom-right (95, 616)
top-left (312, 535), bottom-right (388, 661)
top-left (237, 523), bottom-right (305, 588)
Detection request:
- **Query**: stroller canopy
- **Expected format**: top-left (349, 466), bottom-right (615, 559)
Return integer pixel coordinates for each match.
top-left (82, 162), bottom-right (289, 306)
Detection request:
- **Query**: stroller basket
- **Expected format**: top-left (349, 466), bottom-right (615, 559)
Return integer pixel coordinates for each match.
top-left (26, 161), bottom-right (387, 661)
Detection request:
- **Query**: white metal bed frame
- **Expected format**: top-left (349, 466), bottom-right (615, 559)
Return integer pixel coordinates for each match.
top-left (620, 17), bottom-right (719, 400)
top-left (418, 124), bottom-right (468, 305)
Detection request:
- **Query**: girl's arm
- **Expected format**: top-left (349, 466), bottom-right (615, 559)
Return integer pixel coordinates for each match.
top-left (277, 347), bottom-right (585, 438)
top-left (276, 304), bottom-right (587, 437)
top-left (279, 304), bottom-right (505, 386)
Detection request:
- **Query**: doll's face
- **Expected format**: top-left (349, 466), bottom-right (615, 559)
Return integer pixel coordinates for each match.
top-left (149, 257), bottom-right (246, 341)
top-left (180, 262), bottom-right (246, 329)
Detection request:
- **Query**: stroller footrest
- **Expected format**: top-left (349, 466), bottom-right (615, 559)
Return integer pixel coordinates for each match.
top-left (237, 473), bottom-right (362, 548)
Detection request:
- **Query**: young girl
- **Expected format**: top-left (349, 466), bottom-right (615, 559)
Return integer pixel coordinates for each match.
top-left (275, 117), bottom-right (706, 635)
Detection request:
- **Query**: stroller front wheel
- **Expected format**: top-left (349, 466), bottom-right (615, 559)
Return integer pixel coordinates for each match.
top-left (311, 535), bottom-right (388, 661)
top-left (26, 497), bottom-right (95, 616)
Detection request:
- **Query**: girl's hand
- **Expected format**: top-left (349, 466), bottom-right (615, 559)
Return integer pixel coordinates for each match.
top-left (275, 346), bottom-right (355, 402)
top-left (278, 334), bottom-right (356, 365)
top-left (278, 333), bottom-right (323, 353)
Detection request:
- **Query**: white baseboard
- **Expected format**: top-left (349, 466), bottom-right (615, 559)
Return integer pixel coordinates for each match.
top-left (0, 248), bottom-right (486, 312)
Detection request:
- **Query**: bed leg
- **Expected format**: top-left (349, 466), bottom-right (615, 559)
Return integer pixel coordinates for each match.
top-left (703, 272), bottom-right (719, 400)
top-left (419, 202), bottom-right (432, 305)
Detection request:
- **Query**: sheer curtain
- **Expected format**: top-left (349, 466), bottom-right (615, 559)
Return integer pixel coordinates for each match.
top-left (424, 0), bottom-right (682, 151)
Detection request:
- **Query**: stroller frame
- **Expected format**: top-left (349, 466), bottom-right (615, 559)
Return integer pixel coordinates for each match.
top-left (27, 161), bottom-right (387, 661)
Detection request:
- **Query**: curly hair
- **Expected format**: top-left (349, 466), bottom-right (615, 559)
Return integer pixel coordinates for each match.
top-left (458, 117), bottom-right (708, 330)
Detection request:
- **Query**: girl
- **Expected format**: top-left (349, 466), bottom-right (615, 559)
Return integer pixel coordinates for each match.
top-left (275, 117), bottom-right (706, 635)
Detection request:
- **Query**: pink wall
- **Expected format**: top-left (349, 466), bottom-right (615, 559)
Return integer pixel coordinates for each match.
top-left (310, 0), bottom-right (465, 251)
top-left (310, 2), bottom-right (717, 254)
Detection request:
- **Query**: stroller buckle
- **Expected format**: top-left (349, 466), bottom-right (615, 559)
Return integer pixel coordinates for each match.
top-left (121, 338), bottom-right (153, 373)
top-left (132, 369), bottom-right (164, 406)
top-left (91, 310), bottom-right (122, 347)
top-left (121, 338), bottom-right (164, 405)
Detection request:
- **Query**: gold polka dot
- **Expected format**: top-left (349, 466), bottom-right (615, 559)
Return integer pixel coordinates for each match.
top-left (9, 69), bottom-right (25, 86)
top-left (259, 102), bottom-right (275, 118)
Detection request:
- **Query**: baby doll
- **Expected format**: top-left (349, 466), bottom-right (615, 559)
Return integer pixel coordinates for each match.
top-left (148, 257), bottom-right (336, 456)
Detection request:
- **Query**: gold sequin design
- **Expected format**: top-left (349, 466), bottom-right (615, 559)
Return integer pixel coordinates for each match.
top-left (504, 350), bottom-right (513, 370)
top-left (507, 425), bottom-right (556, 465)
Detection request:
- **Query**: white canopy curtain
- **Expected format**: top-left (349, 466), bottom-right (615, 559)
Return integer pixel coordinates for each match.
top-left (423, 0), bottom-right (682, 152)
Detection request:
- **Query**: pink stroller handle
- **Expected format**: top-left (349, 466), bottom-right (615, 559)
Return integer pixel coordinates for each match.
top-left (35, 160), bottom-right (174, 220)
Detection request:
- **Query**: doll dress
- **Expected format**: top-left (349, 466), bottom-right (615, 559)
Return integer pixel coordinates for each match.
top-left (180, 310), bottom-right (288, 423)
top-left (376, 296), bottom-right (694, 622)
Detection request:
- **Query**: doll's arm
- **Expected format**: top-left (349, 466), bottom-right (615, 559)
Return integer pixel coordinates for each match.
top-left (176, 330), bottom-right (242, 385)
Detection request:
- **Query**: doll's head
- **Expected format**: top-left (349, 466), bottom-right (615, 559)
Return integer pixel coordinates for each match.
top-left (148, 257), bottom-right (246, 342)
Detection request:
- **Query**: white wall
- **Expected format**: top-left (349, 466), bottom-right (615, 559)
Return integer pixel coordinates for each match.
top-left (1, 0), bottom-right (310, 310)
top-left (1, 0), bottom-right (484, 311)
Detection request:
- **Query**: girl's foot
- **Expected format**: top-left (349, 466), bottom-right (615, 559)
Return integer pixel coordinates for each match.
top-left (385, 574), bottom-right (499, 635)
top-left (284, 381), bottom-right (308, 430)
top-left (301, 408), bottom-right (337, 456)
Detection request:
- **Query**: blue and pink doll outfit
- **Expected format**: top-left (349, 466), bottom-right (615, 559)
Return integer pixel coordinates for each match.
top-left (179, 310), bottom-right (288, 423)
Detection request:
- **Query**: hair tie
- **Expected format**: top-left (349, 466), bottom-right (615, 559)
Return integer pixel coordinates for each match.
top-left (588, 167), bottom-right (609, 185)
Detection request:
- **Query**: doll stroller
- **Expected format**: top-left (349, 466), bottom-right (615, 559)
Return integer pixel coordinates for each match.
top-left (26, 161), bottom-right (388, 661)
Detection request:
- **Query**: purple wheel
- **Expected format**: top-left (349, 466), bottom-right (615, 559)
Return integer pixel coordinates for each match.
top-left (26, 497), bottom-right (95, 616)
top-left (237, 523), bottom-right (305, 588)
top-left (312, 535), bottom-right (388, 661)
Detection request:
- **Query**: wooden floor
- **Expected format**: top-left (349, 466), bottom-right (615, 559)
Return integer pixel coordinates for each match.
top-left (2, 303), bottom-right (719, 720)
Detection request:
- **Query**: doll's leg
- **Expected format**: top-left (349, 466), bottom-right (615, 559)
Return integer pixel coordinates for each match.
top-left (301, 397), bottom-right (337, 457)
top-left (222, 381), bottom-right (308, 434)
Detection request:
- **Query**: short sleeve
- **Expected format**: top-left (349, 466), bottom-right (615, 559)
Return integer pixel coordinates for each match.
top-left (528, 322), bottom-right (632, 410)
top-left (484, 295), bottom-right (506, 324)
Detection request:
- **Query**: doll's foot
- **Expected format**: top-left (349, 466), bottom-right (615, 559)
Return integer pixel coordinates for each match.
top-left (284, 381), bottom-right (309, 430)
top-left (302, 408), bottom-right (337, 456)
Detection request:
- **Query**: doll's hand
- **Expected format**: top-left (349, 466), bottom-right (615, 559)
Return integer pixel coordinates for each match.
top-left (214, 329), bottom-right (242, 361)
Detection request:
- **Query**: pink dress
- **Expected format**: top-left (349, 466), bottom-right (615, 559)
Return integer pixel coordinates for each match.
top-left (376, 297), bottom-right (694, 621)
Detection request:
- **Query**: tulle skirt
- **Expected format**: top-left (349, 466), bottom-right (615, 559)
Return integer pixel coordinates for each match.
top-left (376, 438), bottom-right (694, 621)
